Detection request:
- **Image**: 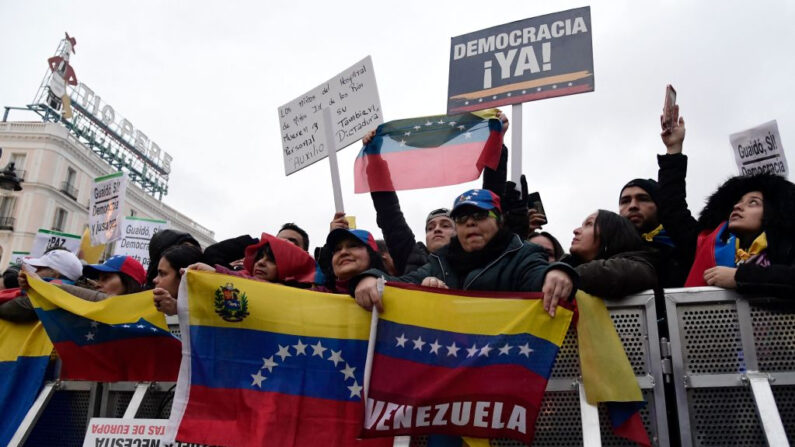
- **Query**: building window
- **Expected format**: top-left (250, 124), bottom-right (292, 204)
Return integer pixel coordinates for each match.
top-left (52, 208), bottom-right (68, 232)
top-left (10, 153), bottom-right (26, 180)
top-left (60, 167), bottom-right (79, 200)
top-left (0, 196), bottom-right (15, 230)
top-left (130, 209), bottom-right (137, 217)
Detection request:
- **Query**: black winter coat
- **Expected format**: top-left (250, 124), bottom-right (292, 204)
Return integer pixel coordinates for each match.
top-left (561, 250), bottom-right (657, 299)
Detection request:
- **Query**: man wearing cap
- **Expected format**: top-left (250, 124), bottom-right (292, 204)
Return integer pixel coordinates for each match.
top-left (619, 178), bottom-right (690, 287)
top-left (353, 188), bottom-right (577, 317)
top-left (0, 249), bottom-right (84, 322)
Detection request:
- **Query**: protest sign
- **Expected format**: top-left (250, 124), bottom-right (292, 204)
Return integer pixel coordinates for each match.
top-left (30, 229), bottom-right (82, 258)
top-left (89, 172), bottom-right (127, 245)
top-left (729, 120), bottom-right (788, 177)
top-left (447, 7), bottom-right (594, 114)
top-left (9, 251), bottom-right (29, 267)
top-left (83, 418), bottom-right (208, 447)
top-left (278, 56), bottom-right (383, 176)
top-left (113, 216), bottom-right (168, 271)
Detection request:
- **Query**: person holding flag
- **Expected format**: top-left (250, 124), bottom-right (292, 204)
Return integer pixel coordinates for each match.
top-left (353, 188), bottom-right (576, 317)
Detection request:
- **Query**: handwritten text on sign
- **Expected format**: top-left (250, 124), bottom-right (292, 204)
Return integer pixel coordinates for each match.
top-left (278, 56), bottom-right (383, 175)
top-left (730, 120), bottom-right (788, 177)
top-left (30, 229), bottom-right (82, 258)
top-left (89, 172), bottom-right (127, 245)
top-left (113, 217), bottom-right (169, 271)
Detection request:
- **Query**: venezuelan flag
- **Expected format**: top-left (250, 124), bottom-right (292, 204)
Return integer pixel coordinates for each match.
top-left (167, 270), bottom-right (391, 447)
top-left (0, 320), bottom-right (53, 445)
top-left (576, 291), bottom-right (650, 446)
top-left (362, 284), bottom-right (573, 444)
top-left (27, 278), bottom-right (180, 382)
top-left (354, 109), bottom-right (503, 193)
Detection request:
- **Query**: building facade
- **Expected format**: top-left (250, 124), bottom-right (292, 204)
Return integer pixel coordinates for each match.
top-left (0, 120), bottom-right (215, 267)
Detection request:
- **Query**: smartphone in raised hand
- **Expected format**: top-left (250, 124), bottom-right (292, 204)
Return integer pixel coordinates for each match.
top-left (662, 84), bottom-right (677, 134)
top-left (527, 192), bottom-right (548, 225)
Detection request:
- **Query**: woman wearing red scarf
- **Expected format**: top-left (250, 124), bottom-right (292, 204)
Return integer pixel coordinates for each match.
top-left (656, 104), bottom-right (795, 297)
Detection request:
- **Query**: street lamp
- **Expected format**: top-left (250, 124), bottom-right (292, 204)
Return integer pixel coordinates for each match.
top-left (0, 162), bottom-right (23, 191)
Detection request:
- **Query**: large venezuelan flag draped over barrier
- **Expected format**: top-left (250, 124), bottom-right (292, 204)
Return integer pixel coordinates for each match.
top-left (354, 109), bottom-right (503, 193)
top-left (576, 291), bottom-right (651, 447)
top-left (27, 278), bottom-right (180, 382)
top-left (167, 271), bottom-right (391, 447)
top-left (362, 284), bottom-right (573, 443)
top-left (0, 319), bottom-right (52, 446)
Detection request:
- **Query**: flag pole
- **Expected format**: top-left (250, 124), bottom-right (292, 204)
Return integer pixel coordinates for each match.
top-left (362, 276), bottom-right (384, 404)
top-left (510, 103), bottom-right (523, 182)
top-left (324, 108), bottom-right (345, 213)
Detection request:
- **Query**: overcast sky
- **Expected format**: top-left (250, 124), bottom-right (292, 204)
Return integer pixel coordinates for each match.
top-left (1, 1), bottom-right (793, 253)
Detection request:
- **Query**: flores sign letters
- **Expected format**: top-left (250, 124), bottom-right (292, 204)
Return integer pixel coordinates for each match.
top-left (447, 7), bottom-right (594, 113)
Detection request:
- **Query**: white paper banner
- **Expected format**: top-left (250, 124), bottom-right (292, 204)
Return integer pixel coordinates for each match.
top-left (278, 55), bottom-right (383, 175)
top-left (82, 418), bottom-right (210, 447)
top-left (30, 229), bottom-right (82, 258)
top-left (89, 171), bottom-right (127, 245)
top-left (729, 120), bottom-right (788, 177)
top-left (113, 216), bottom-right (168, 271)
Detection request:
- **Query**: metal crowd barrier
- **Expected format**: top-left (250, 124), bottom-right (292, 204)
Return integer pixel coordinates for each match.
top-left (10, 288), bottom-right (795, 446)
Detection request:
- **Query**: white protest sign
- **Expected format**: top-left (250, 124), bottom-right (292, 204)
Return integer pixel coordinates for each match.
top-left (113, 216), bottom-right (168, 271)
top-left (89, 172), bottom-right (127, 245)
top-left (83, 418), bottom-right (210, 447)
top-left (730, 120), bottom-right (788, 177)
top-left (10, 251), bottom-right (30, 266)
top-left (278, 56), bottom-right (383, 176)
top-left (30, 229), bottom-right (82, 258)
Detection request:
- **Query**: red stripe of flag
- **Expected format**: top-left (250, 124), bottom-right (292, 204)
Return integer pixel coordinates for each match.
top-left (54, 337), bottom-right (180, 382)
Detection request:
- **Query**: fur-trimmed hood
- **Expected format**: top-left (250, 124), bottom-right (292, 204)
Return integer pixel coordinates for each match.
top-left (698, 173), bottom-right (795, 263)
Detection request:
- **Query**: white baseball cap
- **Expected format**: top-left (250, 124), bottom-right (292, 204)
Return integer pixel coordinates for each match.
top-left (25, 250), bottom-right (83, 281)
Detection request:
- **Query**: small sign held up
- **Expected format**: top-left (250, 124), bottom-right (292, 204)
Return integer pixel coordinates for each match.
top-left (278, 56), bottom-right (383, 175)
top-left (729, 120), bottom-right (788, 177)
top-left (113, 216), bottom-right (169, 271)
top-left (88, 172), bottom-right (127, 245)
top-left (30, 229), bottom-right (82, 258)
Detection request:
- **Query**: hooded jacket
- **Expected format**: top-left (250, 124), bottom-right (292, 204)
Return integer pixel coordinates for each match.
top-left (242, 233), bottom-right (317, 285)
top-left (658, 153), bottom-right (795, 297)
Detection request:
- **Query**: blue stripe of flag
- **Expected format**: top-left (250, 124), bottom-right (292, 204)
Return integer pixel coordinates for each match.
top-left (189, 325), bottom-right (368, 402)
top-left (376, 319), bottom-right (559, 379)
top-left (34, 308), bottom-right (173, 345)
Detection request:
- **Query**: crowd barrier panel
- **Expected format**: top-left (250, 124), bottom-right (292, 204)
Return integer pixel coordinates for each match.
top-left (16, 287), bottom-right (794, 446)
top-left (664, 287), bottom-right (795, 446)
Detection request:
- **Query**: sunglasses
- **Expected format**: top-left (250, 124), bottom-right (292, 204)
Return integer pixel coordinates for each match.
top-left (453, 210), bottom-right (498, 224)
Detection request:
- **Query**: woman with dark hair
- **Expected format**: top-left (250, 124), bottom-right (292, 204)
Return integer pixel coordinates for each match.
top-left (657, 105), bottom-right (795, 296)
top-left (153, 244), bottom-right (204, 315)
top-left (353, 189), bottom-right (576, 316)
top-left (528, 231), bottom-right (565, 262)
top-left (562, 210), bottom-right (657, 298)
top-left (318, 229), bottom-right (386, 294)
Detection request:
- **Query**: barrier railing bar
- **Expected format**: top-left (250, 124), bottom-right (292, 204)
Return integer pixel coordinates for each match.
top-left (578, 379), bottom-right (602, 447)
top-left (746, 372), bottom-right (790, 447)
top-left (642, 292), bottom-right (670, 447)
top-left (8, 381), bottom-right (57, 447)
top-left (392, 436), bottom-right (410, 447)
top-left (122, 382), bottom-right (151, 419)
top-left (665, 292), bottom-right (693, 447)
top-left (735, 298), bottom-right (760, 371)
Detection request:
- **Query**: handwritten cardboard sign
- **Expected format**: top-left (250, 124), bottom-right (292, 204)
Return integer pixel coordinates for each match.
top-left (88, 172), bottom-right (127, 245)
top-left (730, 120), bottom-right (788, 177)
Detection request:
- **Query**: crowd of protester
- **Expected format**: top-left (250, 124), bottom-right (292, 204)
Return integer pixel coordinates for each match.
top-left (0, 101), bottom-right (793, 326)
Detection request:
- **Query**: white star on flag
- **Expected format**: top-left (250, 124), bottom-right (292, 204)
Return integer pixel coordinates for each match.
top-left (437, 119), bottom-right (445, 125)
top-left (150, 327), bottom-right (157, 332)
top-left (412, 336), bottom-right (426, 351)
top-left (311, 341), bottom-right (327, 357)
top-left (90, 321), bottom-right (98, 328)
top-left (449, 121), bottom-right (457, 127)
top-left (399, 140), bottom-right (406, 147)
top-left (293, 339), bottom-right (308, 355)
top-left (404, 131), bottom-right (411, 136)
top-left (251, 370), bottom-right (266, 388)
top-left (446, 342), bottom-right (460, 357)
top-left (413, 125), bottom-right (421, 130)
top-left (479, 344), bottom-right (493, 357)
top-left (276, 344), bottom-right (292, 361)
top-left (425, 121), bottom-right (433, 126)
top-left (498, 344), bottom-right (513, 355)
top-left (464, 132), bottom-right (472, 139)
top-left (466, 344), bottom-right (479, 358)
top-left (518, 343), bottom-right (534, 357)
top-left (85, 332), bottom-right (95, 341)
top-left (457, 125), bottom-right (466, 131)
top-left (348, 381), bottom-right (363, 399)
top-left (340, 363), bottom-right (356, 380)
top-left (429, 339), bottom-right (442, 355)
top-left (328, 350), bottom-right (344, 367)
top-left (395, 333), bottom-right (408, 347)
top-left (122, 325), bottom-right (130, 328)
top-left (137, 325), bottom-right (145, 329)
top-left (261, 356), bottom-right (277, 372)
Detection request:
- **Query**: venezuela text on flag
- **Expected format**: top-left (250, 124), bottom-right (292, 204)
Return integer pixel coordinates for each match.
top-left (167, 270), bottom-right (391, 447)
top-left (0, 319), bottom-right (53, 446)
top-left (354, 109), bottom-right (503, 193)
top-left (27, 278), bottom-right (180, 382)
top-left (362, 284), bottom-right (573, 443)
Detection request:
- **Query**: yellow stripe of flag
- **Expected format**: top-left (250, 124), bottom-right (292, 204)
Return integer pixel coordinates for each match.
top-left (186, 271), bottom-right (371, 341)
top-left (27, 278), bottom-right (169, 331)
top-left (0, 321), bottom-right (53, 361)
top-left (381, 285), bottom-right (572, 347)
